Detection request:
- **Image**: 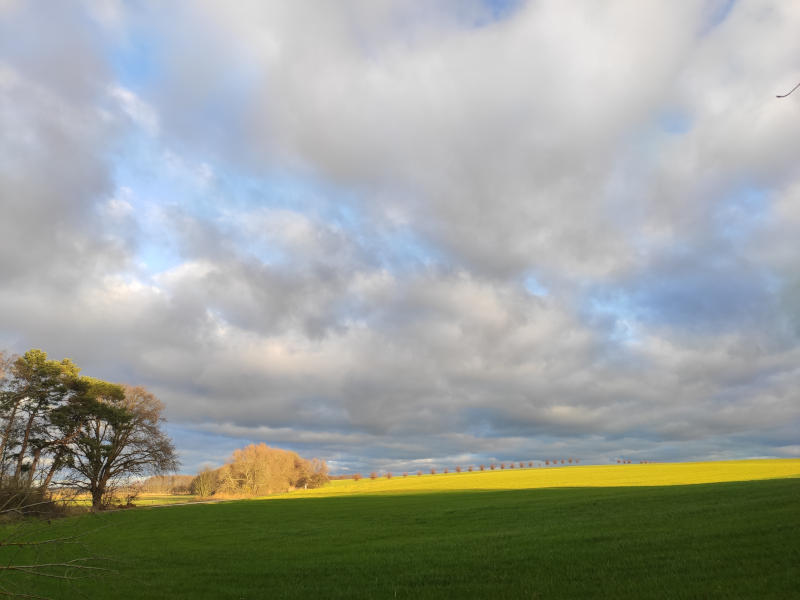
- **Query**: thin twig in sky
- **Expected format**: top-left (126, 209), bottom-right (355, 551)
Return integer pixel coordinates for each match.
top-left (776, 81), bottom-right (800, 98)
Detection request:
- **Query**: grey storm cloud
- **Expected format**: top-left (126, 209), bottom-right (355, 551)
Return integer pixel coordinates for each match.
top-left (1, 1), bottom-right (799, 474)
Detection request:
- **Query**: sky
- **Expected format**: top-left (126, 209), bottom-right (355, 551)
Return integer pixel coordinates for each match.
top-left (1, 0), bottom-right (799, 475)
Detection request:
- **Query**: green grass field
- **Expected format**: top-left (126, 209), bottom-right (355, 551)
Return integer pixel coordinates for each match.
top-left (4, 460), bottom-right (799, 599)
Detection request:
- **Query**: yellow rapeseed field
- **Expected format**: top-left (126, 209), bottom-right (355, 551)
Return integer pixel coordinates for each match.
top-left (276, 458), bottom-right (800, 499)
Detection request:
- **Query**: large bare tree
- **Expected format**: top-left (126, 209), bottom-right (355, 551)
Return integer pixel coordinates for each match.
top-left (64, 385), bottom-right (178, 510)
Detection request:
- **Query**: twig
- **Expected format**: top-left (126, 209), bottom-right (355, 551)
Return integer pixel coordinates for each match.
top-left (776, 81), bottom-right (800, 98)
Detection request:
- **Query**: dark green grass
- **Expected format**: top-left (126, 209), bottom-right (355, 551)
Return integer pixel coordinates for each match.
top-left (4, 478), bottom-right (799, 599)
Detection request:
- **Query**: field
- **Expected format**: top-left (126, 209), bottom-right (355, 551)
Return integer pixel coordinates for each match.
top-left (4, 459), bottom-right (799, 599)
top-left (276, 458), bottom-right (800, 498)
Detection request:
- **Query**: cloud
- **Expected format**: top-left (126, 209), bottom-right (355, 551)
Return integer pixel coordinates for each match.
top-left (1, 1), bottom-right (799, 473)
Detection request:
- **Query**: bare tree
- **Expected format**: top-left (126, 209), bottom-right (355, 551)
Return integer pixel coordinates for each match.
top-left (62, 385), bottom-right (178, 510)
top-left (190, 467), bottom-right (218, 497)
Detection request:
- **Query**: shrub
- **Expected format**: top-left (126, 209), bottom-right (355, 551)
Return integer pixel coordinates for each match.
top-left (479, 464), bottom-right (485, 471)
top-left (443, 467), bottom-right (449, 474)
top-left (467, 466), bottom-right (473, 472)
top-left (500, 463), bottom-right (505, 469)
top-left (0, 485), bottom-right (62, 518)
top-left (353, 473), bottom-right (362, 481)
top-left (455, 466), bottom-right (461, 473)
top-left (430, 467), bottom-right (436, 475)
top-left (508, 463), bottom-right (514, 469)
top-left (528, 461), bottom-right (533, 467)
top-left (190, 467), bottom-right (219, 497)
top-left (403, 472), bottom-right (408, 477)
top-left (490, 464), bottom-right (496, 470)
top-left (545, 460), bottom-right (550, 465)
top-left (386, 472), bottom-right (392, 479)
top-left (370, 472), bottom-right (377, 480)
top-left (417, 470), bottom-right (423, 477)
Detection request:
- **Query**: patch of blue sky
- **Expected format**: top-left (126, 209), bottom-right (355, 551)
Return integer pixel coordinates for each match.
top-left (523, 274), bottom-right (549, 297)
top-left (584, 292), bottom-right (642, 346)
top-left (164, 424), bottom-right (250, 473)
top-left (107, 25), bottom-right (163, 92)
top-left (109, 132), bottom-right (218, 274)
top-left (714, 183), bottom-right (770, 242)
top-left (658, 108), bottom-right (693, 135)
top-left (476, 0), bottom-right (523, 25)
top-left (375, 227), bottom-right (446, 271)
top-left (701, 0), bottom-right (737, 35)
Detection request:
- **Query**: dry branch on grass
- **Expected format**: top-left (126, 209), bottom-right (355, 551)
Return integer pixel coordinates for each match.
top-left (0, 492), bottom-right (114, 599)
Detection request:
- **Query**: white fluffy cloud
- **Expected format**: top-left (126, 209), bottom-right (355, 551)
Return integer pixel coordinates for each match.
top-left (1, 1), bottom-right (799, 473)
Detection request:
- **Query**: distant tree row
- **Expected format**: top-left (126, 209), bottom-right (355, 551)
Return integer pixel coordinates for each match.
top-left (190, 443), bottom-right (329, 497)
top-left (347, 459), bottom-right (582, 479)
top-left (141, 474), bottom-right (194, 494)
top-left (0, 349), bottom-right (178, 510)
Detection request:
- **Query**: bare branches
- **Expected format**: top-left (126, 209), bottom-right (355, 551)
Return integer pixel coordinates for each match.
top-left (776, 81), bottom-right (800, 98)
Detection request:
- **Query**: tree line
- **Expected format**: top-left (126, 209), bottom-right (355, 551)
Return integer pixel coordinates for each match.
top-left (190, 443), bottom-right (329, 497)
top-left (0, 349), bottom-right (177, 510)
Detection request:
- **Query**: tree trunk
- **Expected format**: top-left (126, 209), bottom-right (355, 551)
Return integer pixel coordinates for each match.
top-left (91, 474), bottom-right (110, 510)
top-left (41, 447), bottom-right (65, 493)
top-left (0, 399), bottom-right (21, 479)
top-left (13, 412), bottom-right (37, 480)
top-left (26, 447), bottom-right (42, 487)
top-left (91, 488), bottom-right (104, 510)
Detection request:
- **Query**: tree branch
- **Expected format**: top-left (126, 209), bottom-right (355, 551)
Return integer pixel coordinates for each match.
top-left (777, 81), bottom-right (800, 98)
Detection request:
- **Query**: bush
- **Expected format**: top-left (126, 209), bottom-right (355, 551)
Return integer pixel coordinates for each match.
top-left (352, 473), bottom-right (362, 481)
top-left (191, 468), bottom-right (218, 497)
top-left (430, 468), bottom-right (436, 475)
top-left (417, 470), bottom-right (423, 477)
top-left (370, 472), bottom-right (377, 480)
top-left (385, 472), bottom-right (392, 479)
top-left (0, 485), bottom-right (62, 518)
top-left (479, 464), bottom-right (485, 471)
